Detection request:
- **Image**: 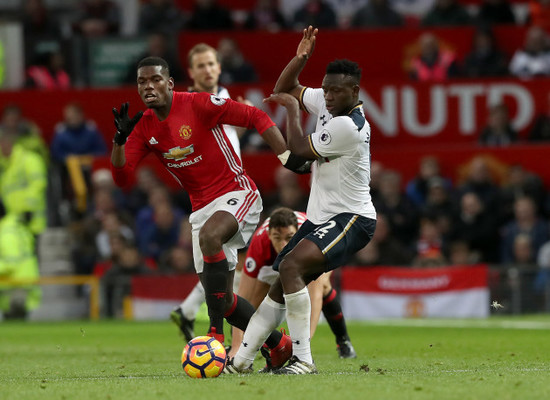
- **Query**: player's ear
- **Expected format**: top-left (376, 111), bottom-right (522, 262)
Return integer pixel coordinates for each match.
top-left (168, 77), bottom-right (175, 90)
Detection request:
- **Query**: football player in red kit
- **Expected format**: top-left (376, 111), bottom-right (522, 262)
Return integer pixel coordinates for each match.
top-left (111, 56), bottom-right (310, 367)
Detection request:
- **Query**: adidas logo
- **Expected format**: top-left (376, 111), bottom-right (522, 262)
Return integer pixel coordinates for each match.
top-left (149, 137), bottom-right (158, 145)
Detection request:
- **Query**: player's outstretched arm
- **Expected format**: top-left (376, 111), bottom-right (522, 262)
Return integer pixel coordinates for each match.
top-left (273, 26), bottom-right (318, 99)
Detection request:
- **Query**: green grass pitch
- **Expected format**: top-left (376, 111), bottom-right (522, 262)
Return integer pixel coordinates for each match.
top-left (1, 317), bottom-right (550, 400)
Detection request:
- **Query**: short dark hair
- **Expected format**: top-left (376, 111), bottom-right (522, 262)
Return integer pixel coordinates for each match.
top-left (326, 59), bottom-right (361, 84)
top-left (269, 207), bottom-right (298, 230)
top-left (137, 56), bottom-right (170, 76)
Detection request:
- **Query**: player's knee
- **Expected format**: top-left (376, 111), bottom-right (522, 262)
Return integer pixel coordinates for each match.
top-left (278, 257), bottom-right (301, 279)
top-left (198, 229), bottom-right (223, 253)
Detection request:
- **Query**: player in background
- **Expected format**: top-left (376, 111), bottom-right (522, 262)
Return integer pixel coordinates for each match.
top-left (111, 56), bottom-right (310, 365)
top-left (230, 207), bottom-right (356, 365)
top-left (228, 27), bottom-right (376, 374)
top-left (170, 43), bottom-right (252, 340)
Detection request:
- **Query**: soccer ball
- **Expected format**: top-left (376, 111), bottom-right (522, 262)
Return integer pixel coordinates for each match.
top-left (181, 336), bottom-right (227, 378)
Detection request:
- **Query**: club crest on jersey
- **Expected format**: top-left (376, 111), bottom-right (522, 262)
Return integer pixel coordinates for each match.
top-left (210, 95), bottom-right (226, 106)
top-left (245, 257), bottom-right (256, 273)
top-left (163, 145), bottom-right (195, 161)
top-left (179, 125), bottom-right (192, 140)
top-left (319, 129), bottom-right (332, 145)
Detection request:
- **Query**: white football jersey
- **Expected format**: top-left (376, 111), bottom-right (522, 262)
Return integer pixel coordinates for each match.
top-left (300, 87), bottom-right (376, 224)
top-left (218, 86), bottom-right (241, 159)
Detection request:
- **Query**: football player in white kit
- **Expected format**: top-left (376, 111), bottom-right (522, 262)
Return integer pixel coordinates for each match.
top-left (227, 26), bottom-right (377, 374)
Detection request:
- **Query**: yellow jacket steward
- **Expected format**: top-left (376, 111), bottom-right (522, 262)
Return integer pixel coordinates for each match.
top-left (0, 143), bottom-right (47, 235)
top-left (0, 214), bottom-right (41, 312)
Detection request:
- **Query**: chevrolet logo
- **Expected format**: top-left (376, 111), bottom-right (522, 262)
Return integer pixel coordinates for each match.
top-left (163, 145), bottom-right (194, 161)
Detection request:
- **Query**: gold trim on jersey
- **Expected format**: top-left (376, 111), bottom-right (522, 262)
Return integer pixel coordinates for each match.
top-left (299, 87), bottom-right (310, 113)
top-left (308, 135), bottom-right (321, 158)
top-left (321, 215), bottom-right (358, 255)
top-left (348, 102), bottom-right (364, 114)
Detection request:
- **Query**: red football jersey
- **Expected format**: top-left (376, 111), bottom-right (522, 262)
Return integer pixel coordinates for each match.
top-left (244, 211), bottom-right (307, 279)
top-left (111, 91), bottom-right (275, 211)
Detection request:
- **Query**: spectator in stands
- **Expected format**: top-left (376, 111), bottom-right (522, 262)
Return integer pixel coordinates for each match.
top-left (463, 27), bottom-right (509, 78)
top-left (95, 211), bottom-right (134, 261)
top-left (368, 160), bottom-right (384, 205)
top-left (500, 165), bottom-right (546, 222)
top-left (500, 196), bottom-right (549, 264)
top-left (50, 102), bottom-right (107, 163)
top-left (413, 215), bottom-right (447, 267)
top-left (244, 0), bottom-right (288, 31)
top-left (124, 167), bottom-right (163, 215)
top-left (217, 38), bottom-right (258, 84)
top-left (135, 185), bottom-right (184, 237)
top-left (525, 0), bottom-right (550, 32)
top-left (70, 187), bottom-right (131, 274)
top-left (351, 0), bottom-right (404, 29)
top-left (125, 33), bottom-right (184, 85)
top-left (409, 33), bottom-right (460, 81)
top-left (405, 156), bottom-right (451, 207)
top-left (101, 245), bottom-right (152, 318)
top-left (72, 0), bottom-right (121, 37)
top-left (421, 176), bottom-right (455, 237)
top-left (478, 103), bottom-right (519, 147)
top-left (447, 240), bottom-right (479, 265)
top-left (20, 0), bottom-right (61, 40)
top-left (138, 0), bottom-right (187, 36)
top-left (456, 155), bottom-right (502, 213)
top-left (263, 166), bottom-right (309, 215)
top-left (509, 26), bottom-right (550, 78)
top-left (159, 246), bottom-right (195, 274)
top-left (137, 201), bottom-right (183, 262)
top-left (449, 191), bottom-right (500, 263)
top-left (476, 0), bottom-right (516, 25)
top-left (374, 170), bottom-right (419, 246)
top-left (529, 95), bottom-right (550, 142)
top-left (186, 0), bottom-right (234, 30)
top-left (293, 0), bottom-right (338, 29)
top-left (25, 50), bottom-right (71, 90)
top-left (421, 0), bottom-right (472, 26)
top-left (0, 104), bottom-right (48, 163)
top-left (352, 213), bottom-right (415, 266)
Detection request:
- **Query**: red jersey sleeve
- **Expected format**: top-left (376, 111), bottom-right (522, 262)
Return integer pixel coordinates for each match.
top-left (110, 120), bottom-right (150, 188)
top-left (195, 92), bottom-right (275, 135)
top-left (244, 224), bottom-right (274, 279)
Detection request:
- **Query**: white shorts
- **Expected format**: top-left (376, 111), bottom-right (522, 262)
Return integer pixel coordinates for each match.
top-left (257, 265), bottom-right (279, 286)
top-left (189, 190), bottom-right (262, 274)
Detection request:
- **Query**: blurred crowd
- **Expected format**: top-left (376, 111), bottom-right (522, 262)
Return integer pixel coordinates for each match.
top-left (2, 0), bottom-right (550, 318)
top-left (2, 0), bottom-right (550, 89)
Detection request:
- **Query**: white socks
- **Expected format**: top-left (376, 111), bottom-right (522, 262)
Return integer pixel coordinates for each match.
top-left (284, 287), bottom-right (313, 364)
top-left (233, 295), bottom-right (286, 369)
top-left (179, 281), bottom-right (205, 320)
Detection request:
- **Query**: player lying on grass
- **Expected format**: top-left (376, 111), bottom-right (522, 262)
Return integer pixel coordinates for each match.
top-left (226, 26), bottom-right (377, 374)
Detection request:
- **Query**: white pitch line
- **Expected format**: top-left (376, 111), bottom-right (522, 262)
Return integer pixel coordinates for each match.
top-left (363, 318), bottom-right (550, 330)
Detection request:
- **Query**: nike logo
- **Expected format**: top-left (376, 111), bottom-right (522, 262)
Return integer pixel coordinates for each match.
top-left (196, 348), bottom-right (211, 357)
